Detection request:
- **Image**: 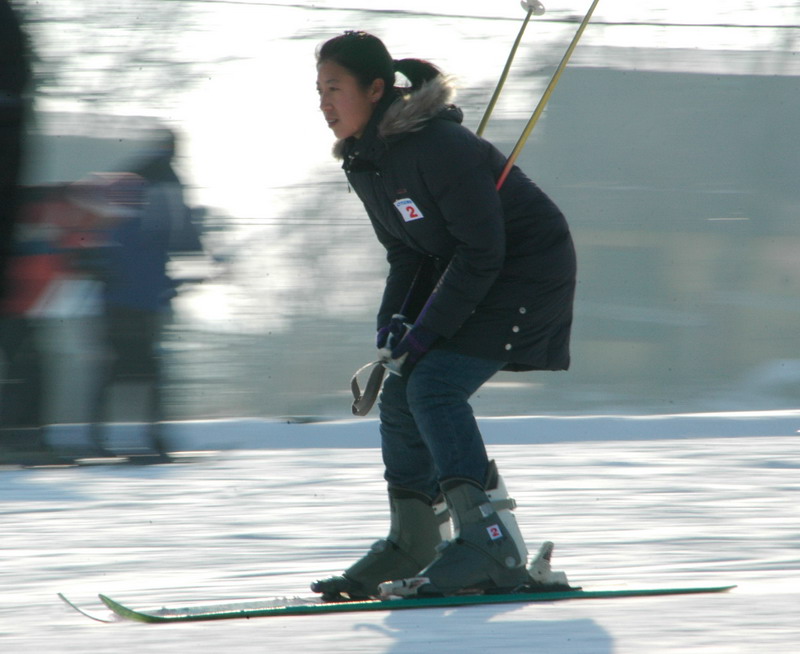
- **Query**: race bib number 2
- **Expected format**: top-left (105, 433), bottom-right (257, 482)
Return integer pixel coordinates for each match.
top-left (393, 198), bottom-right (424, 222)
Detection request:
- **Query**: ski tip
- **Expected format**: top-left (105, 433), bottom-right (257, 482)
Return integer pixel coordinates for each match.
top-left (98, 593), bottom-right (165, 623)
top-left (58, 593), bottom-right (118, 623)
top-left (98, 594), bottom-right (126, 613)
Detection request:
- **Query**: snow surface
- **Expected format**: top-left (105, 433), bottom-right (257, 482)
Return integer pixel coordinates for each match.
top-left (3, 413), bottom-right (799, 653)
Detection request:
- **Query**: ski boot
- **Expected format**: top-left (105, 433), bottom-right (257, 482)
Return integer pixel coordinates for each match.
top-left (311, 486), bottom-right (448, 601)
top-left (379, 461), bottom-right (530, 598)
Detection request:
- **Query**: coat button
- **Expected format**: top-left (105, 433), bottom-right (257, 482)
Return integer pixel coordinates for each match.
top-left (519, 307), bottom-right (527, 314)
top-left (505, 344), bottom-right (512, 351)
top-left (512, 325), bottom-right (520, 333)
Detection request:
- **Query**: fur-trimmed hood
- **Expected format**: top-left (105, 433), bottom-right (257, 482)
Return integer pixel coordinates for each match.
top-left (333, 75), bottom-right (459, 160)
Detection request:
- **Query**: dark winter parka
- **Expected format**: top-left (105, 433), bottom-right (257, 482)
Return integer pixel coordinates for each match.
top-left (335, 76), bottom-right (576, 371)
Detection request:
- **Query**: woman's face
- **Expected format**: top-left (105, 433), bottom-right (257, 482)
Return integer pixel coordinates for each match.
top-left (316, 60), bottom-right (384, 140)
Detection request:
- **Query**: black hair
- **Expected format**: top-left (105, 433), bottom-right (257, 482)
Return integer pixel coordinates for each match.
top-left (316, 31), bottom-right (441, 93)
top-left (393, 57), bottom-right (441, 91)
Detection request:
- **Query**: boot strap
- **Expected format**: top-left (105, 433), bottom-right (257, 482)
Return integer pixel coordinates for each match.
top-left (491, 497), bottom-right (517, 512)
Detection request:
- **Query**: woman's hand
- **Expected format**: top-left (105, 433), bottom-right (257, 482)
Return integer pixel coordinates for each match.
top-left (376, 314), bottom-right (410, 358)
top-left (383, 323), bottom-right (440, 376)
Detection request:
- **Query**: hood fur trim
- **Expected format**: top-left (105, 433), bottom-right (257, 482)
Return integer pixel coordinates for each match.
top-left (332, 75), bottom-right (456, 160)
top-left (379, 75), bottom-right (456, 138)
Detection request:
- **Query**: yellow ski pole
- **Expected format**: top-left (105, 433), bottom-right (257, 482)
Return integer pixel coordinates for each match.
top-left (496, 0), bottom-right (601, 189)
top-left (476, 0), bottom-right (546, 138)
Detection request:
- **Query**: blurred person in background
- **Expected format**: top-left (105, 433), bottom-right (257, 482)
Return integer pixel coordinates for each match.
top-left (311, 31), bottom-right (575, 600)
top-left (0, 189), bottom-right (49, 464)
top-left (1, 179), bottom-right (123, 465)
top-left (87, 130), bottom-right (200, 463)
top-left (0, 0), bottom-right (29, 296)
top-left (0, 0), bottom-right (45, 463)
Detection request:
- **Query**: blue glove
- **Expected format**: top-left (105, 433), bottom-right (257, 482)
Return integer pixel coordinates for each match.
top-left (377, 314), bottom-right (409, 355)
top-left (384, 323), bottom-right (440, 376)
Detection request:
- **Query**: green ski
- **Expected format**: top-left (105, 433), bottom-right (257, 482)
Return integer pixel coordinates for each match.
top-left (60, 585), bottom-right (735, 624)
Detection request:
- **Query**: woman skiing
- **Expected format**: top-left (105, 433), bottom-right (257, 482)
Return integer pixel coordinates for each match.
top-left (311, 31), bottom-right (576, 600)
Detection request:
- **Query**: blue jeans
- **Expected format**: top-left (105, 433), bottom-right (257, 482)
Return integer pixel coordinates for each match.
top-left (378, 349), bottom-right (505, 500)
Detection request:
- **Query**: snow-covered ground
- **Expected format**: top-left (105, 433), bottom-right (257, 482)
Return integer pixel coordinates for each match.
top-left (3, 413), bottom-right (798, 653)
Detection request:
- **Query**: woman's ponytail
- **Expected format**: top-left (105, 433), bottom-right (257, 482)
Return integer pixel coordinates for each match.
top-left (393, 58), bottom-right (441, 91)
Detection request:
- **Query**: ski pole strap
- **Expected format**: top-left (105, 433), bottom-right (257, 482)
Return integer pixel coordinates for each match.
top-left (351, 360), bottom-right (387, 416)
